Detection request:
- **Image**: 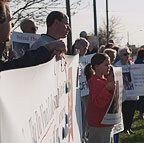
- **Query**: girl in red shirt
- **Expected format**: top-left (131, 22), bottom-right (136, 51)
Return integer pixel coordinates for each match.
top-left (87, 53), bottom-right (116, 143)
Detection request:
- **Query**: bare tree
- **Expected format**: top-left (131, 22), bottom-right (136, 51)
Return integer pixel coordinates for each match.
top-left (98, 16), bottom-right (124, 46)
top-left (10, 0), bottom-right (89, 29)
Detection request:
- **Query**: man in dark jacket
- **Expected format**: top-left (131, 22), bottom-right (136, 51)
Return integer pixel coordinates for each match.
top-left (0, 2), bottom-right (69, 71)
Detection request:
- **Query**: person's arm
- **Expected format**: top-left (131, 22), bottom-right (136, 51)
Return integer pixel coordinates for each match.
top-left (1, 40), bottom-right (67, 71)
top-left (2, 46), bottom-right (51, 70)
top-left (44, 40), bottom-right (67, 61)
top-left (44, 39), bottom-right (67, 54)
top-left (89, 79), bottom-right (114, 108)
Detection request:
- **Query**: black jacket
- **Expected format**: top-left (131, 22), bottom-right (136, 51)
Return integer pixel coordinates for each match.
top-left (0, 46), bottom-right (54, 71)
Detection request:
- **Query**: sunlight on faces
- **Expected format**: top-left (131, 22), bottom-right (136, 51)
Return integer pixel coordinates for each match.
top-left (58, 15), bottom-right (70, 38)
top-left (107, 52), bottom-right (116, 64)
top-left (79, 45), bottom-right (88, 56)
top-left (24, 22), bottom-right (38, 34)
top-left (121, 52), bottom-right (131, 63)
top-left (95, 58), bottom-right (111, 76)
top-left (74, 45), bottom-right (88, 56)
top-left (118, 47), bottom-right (132, 64)
top-left (106, 66), bottom-right (114, 82)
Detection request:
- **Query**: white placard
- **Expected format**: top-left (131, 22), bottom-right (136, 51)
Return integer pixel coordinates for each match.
top-left (11, 32), bottom-right (40, 58)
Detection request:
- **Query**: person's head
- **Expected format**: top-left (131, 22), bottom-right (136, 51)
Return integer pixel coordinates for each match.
top-left (79, 31), bottom-right (87, 39)
top-left (20, 19), bottom-right (37, 34)
top-left (91, 53), bottom-right (111, 77)
top-left (0, 0), bottom-right (12, 42)
top-left (105, 43), bottom-right (114, 49)
top-left (118, 47), bottom-right (131, 64)
top-left (98, 45), bottom-right (106, 53)
top-left (108, 39), bottom-right (114, 44)
top-left (103, 48), bottom-right (117, 64)
top-left (137, 45), bottom-right (144, 59)
top-left (46, 11), bottom-right (70, 39)
top-left (112, 46), bottom-right (119, 53)
top-left (72, 38), bottom-right (89, 56)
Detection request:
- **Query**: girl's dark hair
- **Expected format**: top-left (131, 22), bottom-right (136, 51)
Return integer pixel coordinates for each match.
top-left (84, 53), bottom-right (109, 81)
top-left (84, 63), bottom-right (94, 81)
top-left (91, 53), bottom-right (109, 68)
top-left (46, 11), bottom-right (66, 27)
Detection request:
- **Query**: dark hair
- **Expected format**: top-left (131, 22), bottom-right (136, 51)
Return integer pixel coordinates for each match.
top-left (84, 53), bottom-right (109, 80)
top-left (112, 46), bottom-right (119, 52)
top-left (84, 63), bottom-right (95, 81)
top-left (137, 47), bottom-right (144, 58)
top-left (105, 43), bottom-right (114, 49)
top-left (20, 19), bottom-right (35, 32)
top-left (46, 11), bottom-right (66, 27)
top-left (108, 39), bottom-right (114, 44)
top-left (0, 1), bottom-right (6, 24)
top-left (91, 53), bottom-right (109, 68)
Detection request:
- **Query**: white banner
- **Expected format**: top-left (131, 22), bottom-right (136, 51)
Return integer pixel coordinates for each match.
top-left (102, 67), bottom-right (123, 125)
top-left (11, 32), bottom-right (40, 58)
top-left (65, 55), bottom-right (81, 143)
top-left (101, 67), bottom-right (124, 134)
top-left (122, 64), bottom-right (144, 97)
top-left (0, 55), bottom-right (81, 143)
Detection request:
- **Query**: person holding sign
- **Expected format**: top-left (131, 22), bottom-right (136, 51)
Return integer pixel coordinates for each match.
top-left (0, 2), bottom-right (67, 71)
top-left (31, 11), bottom-right (71, 51)
top-left (87, 53), bottom-right (116, 143)
top-left (30, 11), bottom-right (70, 61)
top-left (114, 47), bottom-right (138, 135)
top-left (135, 46), bottom-right (144, 119)
top-left (72, 37), bottom-right (90, 143)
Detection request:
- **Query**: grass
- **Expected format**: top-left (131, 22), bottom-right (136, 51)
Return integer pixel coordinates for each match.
top-left (119, 111), bottom-right (144, 143)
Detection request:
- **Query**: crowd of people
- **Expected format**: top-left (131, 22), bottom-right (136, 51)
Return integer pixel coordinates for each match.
top-left (1, 0), bottom-right (144, 143)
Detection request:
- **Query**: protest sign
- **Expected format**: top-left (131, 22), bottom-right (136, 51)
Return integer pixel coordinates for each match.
top-left (122, 64), bottom-right (144, 97)
top-left (11, 32), bottom-right (40, 58)
top-left (0, 55), bottom-right (81, 143)
top-left (100, 67), bottom-right (124, 134)
top-left (102, 67), bottom-right (123, 125)
top-left (78, 54), bottom-right (94, 97)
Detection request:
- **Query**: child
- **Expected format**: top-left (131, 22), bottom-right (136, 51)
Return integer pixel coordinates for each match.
top-left (87, 53), bottom-right (116, 143)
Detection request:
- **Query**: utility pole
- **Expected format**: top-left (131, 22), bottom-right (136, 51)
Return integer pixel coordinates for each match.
top-left (93, 0), bottom-right (98, 36)
top-left (127, 32), bottom-right (130, 45)
top-left (106, 0), bottom-right (109, 44)
top-left (93, 0), bottom-right (99, 49)
top-left (66, 0), bottom-right (72, 54)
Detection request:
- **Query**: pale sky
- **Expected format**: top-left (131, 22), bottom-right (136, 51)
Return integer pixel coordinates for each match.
top-left (14, 0), bottom-right (144, 47)
top-left (71, 0), bottom-right (144, 46)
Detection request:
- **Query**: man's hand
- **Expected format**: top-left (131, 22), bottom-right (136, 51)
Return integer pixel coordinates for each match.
top-left (44, 40), bottom-right (67, 53)
top-left (44, 40), bottom-right (67, 61)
